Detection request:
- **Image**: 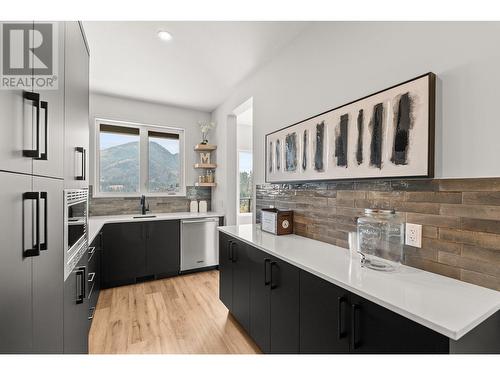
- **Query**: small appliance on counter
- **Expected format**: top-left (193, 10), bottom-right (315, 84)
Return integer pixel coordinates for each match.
top-left (261, 208), bottom-right (293, 235)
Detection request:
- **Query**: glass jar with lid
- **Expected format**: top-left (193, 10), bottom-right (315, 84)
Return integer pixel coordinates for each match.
top-left (357, 209), bottom-right (404, 271)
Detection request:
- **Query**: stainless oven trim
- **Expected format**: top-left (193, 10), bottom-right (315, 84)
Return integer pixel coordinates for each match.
top-left (64, 189), bottom-right (88, 281)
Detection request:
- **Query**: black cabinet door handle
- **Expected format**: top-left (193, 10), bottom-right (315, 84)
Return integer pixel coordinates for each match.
top-left (88, 306), bottom-right (96, 320)
top-left (270, 261), bottom-right (278, 289)
top-left (39, 192), bottom-right (48, 251)
top-left (76, 266), bottom-right (86, 304)
top-left (22, 91), bottom-right (41, 159)
top-left (75, 147), bottom-right (86, 180)
top-left (22, 192), bottom-right (41, 257)
top-left (231, 242), bottom-right (237, 263)
top-left (337, 296), bottom-right (347, 339)
top-left (227, 240), bottom-right (233, 261)
top-left (351, 303), bottom-right (361, 350)
top-left (36, 101), bottom-right (48, 160)
top-left (264, 258), bottom-right (271, 285)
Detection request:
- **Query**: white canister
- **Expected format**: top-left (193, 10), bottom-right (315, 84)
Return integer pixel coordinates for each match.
top-left (199, 200), bottom-right (207, 213)
top-left (190, 200), bottom-right (198, 213)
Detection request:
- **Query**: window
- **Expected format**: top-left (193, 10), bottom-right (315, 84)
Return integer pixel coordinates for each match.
top-left (99, 125), bottom-right (140, 193)
top-left (148, 131), bottom-right (181, 194)
top-left (95, 119), bottom-right (185, 197)
top-left (239, 151), bottom-right (253, 213)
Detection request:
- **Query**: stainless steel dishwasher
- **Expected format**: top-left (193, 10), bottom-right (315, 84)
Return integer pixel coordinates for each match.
top-left (180, 217), bottom-right (220, 272)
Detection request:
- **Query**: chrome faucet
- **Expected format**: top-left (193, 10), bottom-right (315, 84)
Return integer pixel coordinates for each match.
top-left (140, 195), bottom-right (149, 215)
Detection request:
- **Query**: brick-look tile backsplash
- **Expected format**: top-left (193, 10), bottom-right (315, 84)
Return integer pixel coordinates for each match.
top-left (256, 178), bottom-right (500, 291)
top-left (89, 185), bottom-right (211, 216)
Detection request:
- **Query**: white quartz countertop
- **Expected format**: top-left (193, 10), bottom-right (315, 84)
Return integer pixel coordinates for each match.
top-left (219, 224), bottom-right (500, 340)
top-left (88, 212), bottom-right (224, 244)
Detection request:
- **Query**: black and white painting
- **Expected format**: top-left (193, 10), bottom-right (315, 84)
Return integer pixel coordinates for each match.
top-left (265, 73), bottom-right (435, 182)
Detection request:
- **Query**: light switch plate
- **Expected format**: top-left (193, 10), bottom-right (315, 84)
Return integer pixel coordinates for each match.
top-left (405, 223), bottom-right (422, 248)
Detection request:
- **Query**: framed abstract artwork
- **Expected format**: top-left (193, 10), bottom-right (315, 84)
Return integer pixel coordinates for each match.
top-left (265, 73), bottom-right (436, 183)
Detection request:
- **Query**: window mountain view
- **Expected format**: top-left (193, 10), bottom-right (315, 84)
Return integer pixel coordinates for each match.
top-left (100, 140), bottom-right (180, 193)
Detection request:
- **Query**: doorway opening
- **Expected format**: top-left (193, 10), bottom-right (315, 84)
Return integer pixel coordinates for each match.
top-left (235, 99), bottom-right (253, 225)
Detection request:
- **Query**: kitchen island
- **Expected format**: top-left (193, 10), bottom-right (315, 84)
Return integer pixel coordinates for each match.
top-left (219, 224), bottom-right (500, 353)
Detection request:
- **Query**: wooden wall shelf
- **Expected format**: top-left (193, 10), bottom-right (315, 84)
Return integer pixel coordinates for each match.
top-left (194, 182), bottom-right (217, 187)
top-left (194, 144), bottom-right (217, 151)
top-left (194, 163), bottom-right (217, 169)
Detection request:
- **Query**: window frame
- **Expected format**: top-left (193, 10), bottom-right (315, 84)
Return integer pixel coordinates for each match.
top-left (93, 118), bottom-right (186, 198)
top-left (237, 149), bottom-right (253, 216)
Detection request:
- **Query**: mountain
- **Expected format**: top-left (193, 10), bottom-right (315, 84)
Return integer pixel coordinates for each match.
top-left (100, 141), bottom-right (179, 192)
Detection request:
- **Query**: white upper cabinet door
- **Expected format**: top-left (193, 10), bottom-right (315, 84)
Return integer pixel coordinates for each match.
top-left (64, 22), bottom-right (89, 188)
top-left (32, 22), bottom-right (65, 179)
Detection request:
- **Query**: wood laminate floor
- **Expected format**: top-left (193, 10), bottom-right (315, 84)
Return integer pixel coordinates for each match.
top-left (89, 270), bottom-right (261, 354)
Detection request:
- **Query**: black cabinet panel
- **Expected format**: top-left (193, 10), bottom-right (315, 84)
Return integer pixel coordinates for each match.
top-left (248, 248), bottom-right (271, 353)
top-left (300, 271), bottom-right (350, 353)
top-left (219, 233), bottom-right (233, 311)
top-left (231, 240), bottom-right (250, 332)
top-left (63, 254), bottom-right (89, 353)
top-left (88, 232), bottom-right (101, 322)
top-left (103, 222), bottom-right (146, 287)
top-left (269, 257), bottom-right (300, 354)
top-left (146, 220), bottom-right (180, 277)
top-left (349, 293), bottom-right (449, 354)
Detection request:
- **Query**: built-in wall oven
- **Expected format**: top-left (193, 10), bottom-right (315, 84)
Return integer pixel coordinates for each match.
top-left (64, 189), bottom-right (88, 280)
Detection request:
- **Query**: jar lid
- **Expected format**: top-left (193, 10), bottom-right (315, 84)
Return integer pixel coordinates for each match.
top-left (364, 208), bottom-right (395, 215)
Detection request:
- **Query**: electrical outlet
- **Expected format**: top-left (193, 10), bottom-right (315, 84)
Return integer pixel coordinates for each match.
top-left (405, 223), bottom-right (422, 248)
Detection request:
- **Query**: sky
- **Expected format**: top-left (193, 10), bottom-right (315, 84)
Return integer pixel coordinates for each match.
top-left (239, 151), bottom-right (252, 173)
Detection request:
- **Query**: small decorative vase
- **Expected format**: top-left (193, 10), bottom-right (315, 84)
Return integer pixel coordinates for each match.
top-left (199, 200), bottom-right (207, 213)
top-left (190, 200), bottom-right (198, 213)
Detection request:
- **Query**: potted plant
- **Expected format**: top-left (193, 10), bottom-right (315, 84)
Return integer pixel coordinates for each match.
top-left (198, 121), bottom-right (216, 144)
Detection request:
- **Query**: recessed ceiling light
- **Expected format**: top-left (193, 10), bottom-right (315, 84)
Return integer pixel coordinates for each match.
top-left (157, 30), bottom-right (173, 41)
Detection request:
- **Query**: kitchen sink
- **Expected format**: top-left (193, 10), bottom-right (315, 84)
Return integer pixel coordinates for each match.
top-left (132, 215), bottom-right (157, 219)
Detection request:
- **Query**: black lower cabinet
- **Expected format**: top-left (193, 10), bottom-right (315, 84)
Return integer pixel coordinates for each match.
top-left (220, 233), bottom-right (500, 354)
top-left (231, 240), bottom-right (250, 332)
top-left (63, 254), bottom-right (89, 354)
top-left (349, 293), bottom-right (449, 354)
top-left (299, 271), bottom-right (350, 353)
top-left (238, 242), bottom-right (300, 354)
top-left (269, 258), bottom-right (300, 353)
top-left (146, 220), bottom-right (180, 277)
top-left (248, 247), bottom-right (271, 352)
top-left (219, 233), bottom-right (234, 310)
top-left (102, 220), bottom-right (180, 288)
top-left (103, 222), bottom-right (146, 287)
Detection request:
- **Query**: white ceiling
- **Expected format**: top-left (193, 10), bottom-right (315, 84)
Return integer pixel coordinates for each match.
top-left (82, 21), bottom-right (310, 112)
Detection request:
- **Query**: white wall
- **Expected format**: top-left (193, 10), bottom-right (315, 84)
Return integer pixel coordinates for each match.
top-left (90, 93), bottom-right (211, 190)
top-left (212, 22), bottom-right (500, 222)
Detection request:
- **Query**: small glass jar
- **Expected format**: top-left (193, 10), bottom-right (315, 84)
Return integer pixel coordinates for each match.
top-left (357, 209), bottom-right (404, 271)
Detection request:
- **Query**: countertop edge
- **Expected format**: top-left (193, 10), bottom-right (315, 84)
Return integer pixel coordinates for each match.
top-left (218, 226), bottom-right (500, 341)
top-left (88, 212), bottom-right (224, 244)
